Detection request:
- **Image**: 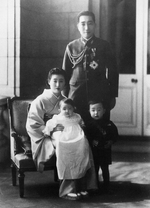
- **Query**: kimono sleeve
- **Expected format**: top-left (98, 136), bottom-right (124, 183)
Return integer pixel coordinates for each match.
top-left (42, 115), bottom-right (57, 136)
top-left (26, 98), bottom-right (46, 141)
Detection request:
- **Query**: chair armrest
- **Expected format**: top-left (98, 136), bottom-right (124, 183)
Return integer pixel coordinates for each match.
top-left (11, 130), bottom-right (32, 157)
top-left (10, 130), bottom-right (23, 157)
top-left (10, 129), bottom-right (18, 160)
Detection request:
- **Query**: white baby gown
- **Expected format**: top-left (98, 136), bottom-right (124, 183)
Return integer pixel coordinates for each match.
top-left (43, 113), bottom-right (91, 180)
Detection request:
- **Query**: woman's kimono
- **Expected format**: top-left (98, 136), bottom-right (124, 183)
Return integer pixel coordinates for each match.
top-left (26, 89), bottom-right (65, 172)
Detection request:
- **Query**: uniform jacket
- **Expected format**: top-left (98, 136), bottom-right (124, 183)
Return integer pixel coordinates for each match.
top-left (62, 36), bottom-right (119, 102)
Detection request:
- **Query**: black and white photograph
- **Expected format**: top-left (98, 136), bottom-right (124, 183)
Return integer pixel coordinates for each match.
top-left (0, 0), bottom-right (150, 207)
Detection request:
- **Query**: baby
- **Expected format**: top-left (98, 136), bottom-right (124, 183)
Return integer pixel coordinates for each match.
top-left (43, 98), bottom-right (97, 200)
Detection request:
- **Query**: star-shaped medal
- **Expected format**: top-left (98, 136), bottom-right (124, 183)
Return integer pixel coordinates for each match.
top-left (89, 60), bottom-right (98, 70)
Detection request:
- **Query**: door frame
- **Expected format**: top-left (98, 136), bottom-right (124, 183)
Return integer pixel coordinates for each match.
top-left (111, 0), bottom-right (147, 136)
top-left (143, 0), bottom-right (149, 136)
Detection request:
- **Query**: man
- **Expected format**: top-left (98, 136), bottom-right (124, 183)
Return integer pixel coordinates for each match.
top-left (62, 11), bottom-right (119, 124)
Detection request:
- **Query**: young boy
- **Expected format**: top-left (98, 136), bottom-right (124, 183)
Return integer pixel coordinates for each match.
top-left (87, 99), bottom-right (118, 194)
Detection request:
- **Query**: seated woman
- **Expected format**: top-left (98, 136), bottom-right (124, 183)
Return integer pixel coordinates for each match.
top-left (26, 69), bottom-right (97, 200)
top-left (43, 98), bottom-right (98, 200)
top-left (26, 68), bottom-right (67, 172)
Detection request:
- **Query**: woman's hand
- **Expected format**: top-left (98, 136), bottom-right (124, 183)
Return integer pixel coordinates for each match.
top-left (53, 124), bottom-right (64, 132)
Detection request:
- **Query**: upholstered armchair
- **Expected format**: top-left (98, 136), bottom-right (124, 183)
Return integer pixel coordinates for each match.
top-left (7, 97), bottom-right (57, 198)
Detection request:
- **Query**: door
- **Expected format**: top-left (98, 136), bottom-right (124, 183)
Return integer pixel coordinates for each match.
top-left (144, 0), bottom-right (150, 136)
top-left (110, 0), bottom-right (148, 136)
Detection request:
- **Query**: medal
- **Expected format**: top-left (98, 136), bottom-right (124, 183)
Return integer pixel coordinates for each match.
top-left (90, 60), bottom-right (98, 70)
top-left (89, 48), bottom-right (98, 70)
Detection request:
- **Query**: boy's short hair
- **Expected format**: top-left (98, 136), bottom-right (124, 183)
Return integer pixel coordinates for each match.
top-left (47, 67), bottom-right (67, 83)
top-left (59, 98), bottom-right (76, 109)
top-left (88, 99), bottom-right (107, 109)
top-left (77, 11), bottom-right (95, 23)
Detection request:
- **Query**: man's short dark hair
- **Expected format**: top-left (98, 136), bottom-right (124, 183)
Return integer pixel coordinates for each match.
top-left (77, 11), bottom-right (95, 23)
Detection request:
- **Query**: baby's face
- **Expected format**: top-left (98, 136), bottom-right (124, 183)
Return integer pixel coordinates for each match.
top-left (60, 103), bottom-right (74, 118)
top-left (89, 103), bottom-right (105, 120)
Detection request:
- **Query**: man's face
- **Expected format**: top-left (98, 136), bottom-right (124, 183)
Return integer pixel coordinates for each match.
top-left (77, 15), bottom-right (95, 39)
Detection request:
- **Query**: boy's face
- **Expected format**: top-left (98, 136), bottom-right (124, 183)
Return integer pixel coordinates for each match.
top-left (60, 103), bottom-right (74, 118)
top-left (48, 74), bottom-right (65, 96)
top-left (89, 103), bottom-right (106, 120)
top-left (77, 15), bottom-right (95, 39)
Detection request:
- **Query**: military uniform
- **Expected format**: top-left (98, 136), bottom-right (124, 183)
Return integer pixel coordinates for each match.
top-left (62, 36), bottom-right (118, 123)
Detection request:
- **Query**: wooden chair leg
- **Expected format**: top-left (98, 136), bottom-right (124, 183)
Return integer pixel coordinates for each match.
top-left (11, 163), bottom-right (16, 186)
top-left (18, 170), bottom-right (25, 198)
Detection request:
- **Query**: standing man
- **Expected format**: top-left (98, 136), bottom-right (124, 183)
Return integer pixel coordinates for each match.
top-left (62, 11), bottom-right (119, 124)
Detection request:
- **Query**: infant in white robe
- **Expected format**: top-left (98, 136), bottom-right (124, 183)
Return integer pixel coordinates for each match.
top-left (42, 98), bottom-right (91, 180)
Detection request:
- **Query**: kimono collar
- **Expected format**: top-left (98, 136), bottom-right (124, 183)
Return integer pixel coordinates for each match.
top-left (43, 89), bottom-right (62, 102)
top-left (52, 92), bottom-right (61, 99)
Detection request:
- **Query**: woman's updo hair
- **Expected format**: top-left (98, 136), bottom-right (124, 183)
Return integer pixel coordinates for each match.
top-left (47, 67), bottom-right (67, 83)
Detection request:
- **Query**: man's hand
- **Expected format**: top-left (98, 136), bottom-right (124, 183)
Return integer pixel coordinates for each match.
top-left (104, 140), bottom-right (113, 148)
top-left (110, 98), bottom-right (116, 110)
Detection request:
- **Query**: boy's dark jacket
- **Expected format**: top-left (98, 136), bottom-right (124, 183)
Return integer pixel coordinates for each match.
top-left (86, 119), bottom-right (118, 149)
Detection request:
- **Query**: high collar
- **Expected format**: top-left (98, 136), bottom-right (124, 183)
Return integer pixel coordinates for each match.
top-left (92, 118), bottom-right (106, 126)
top-left (81, 35), bottom-right (95, 46)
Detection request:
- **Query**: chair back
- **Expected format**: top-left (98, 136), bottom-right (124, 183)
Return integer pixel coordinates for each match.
top-left (7, 97), bottom-right (58, 198)
top-left (8, 97), bottom-right (33, 136)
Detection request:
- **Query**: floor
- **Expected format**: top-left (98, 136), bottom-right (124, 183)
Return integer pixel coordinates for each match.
top-left (0, 152), bottom-right (150, 208)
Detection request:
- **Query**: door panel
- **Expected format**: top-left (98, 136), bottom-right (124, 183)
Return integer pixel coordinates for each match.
top-left (110, 0), bottom-right (146, 136)
top-left (99, 0), bottom-right (149, 136)
top-left (111, 74), bottom-right (142, 135)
